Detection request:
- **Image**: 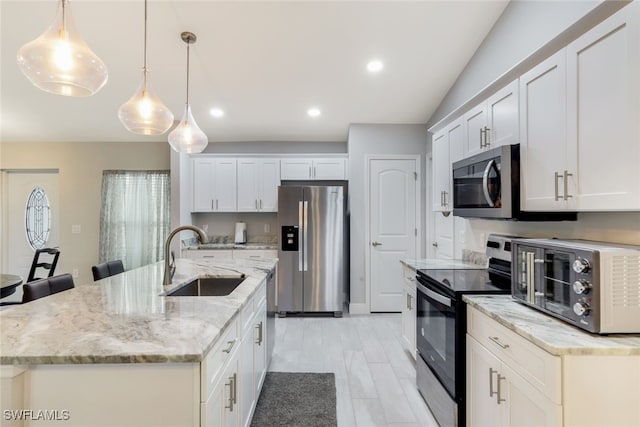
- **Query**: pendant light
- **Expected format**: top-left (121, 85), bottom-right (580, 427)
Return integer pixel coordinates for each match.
top-left (168, 32), bottom-right (208, 153)
top-left (118, 0), bottom-right (173, 135)
top-left (16, 0), bottom-right (108, 97)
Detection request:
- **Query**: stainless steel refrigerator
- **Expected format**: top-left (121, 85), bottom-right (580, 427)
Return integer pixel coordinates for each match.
top-left (277, 185), bottom-right (347, 316)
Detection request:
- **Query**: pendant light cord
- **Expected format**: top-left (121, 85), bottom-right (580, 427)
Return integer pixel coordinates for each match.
top-left (61, 0), bottom-right (67, 33)
top-left (143, 0), bottom-right (148, 71)
top-left (186, 41), bottom-right (190, 106)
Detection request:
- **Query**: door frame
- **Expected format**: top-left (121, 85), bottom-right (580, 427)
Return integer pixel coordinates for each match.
top-left (364, 155), bottom-right (421, 313)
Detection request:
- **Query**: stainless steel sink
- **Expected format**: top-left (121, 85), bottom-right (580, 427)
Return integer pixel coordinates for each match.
top-left (166, 276), bottom-right (245, 297)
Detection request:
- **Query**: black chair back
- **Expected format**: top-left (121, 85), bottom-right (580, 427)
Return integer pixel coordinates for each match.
top-left (27, 247), bottom-right (61, 282)
top-left (22, 273), bottom-right (74, 303)
top-left (91, 260), bottom-right (125, 281)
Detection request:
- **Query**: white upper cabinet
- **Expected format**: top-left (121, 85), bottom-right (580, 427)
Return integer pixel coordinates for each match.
top-left (521, 2), bottom-right (640, 212)
top-left (519, 50), bottom-right (569, 211)
top-left (464, 79), bottom-right (519, 158)
top-left (237, 158), bottom-right (280, 212)
top-left (280, 158), bottom-right (347, 180)
top-left (192, 158), bottom-right (238, 212)
top-left (432, 129), bottom-right (450, 212)
top-left (566, 2), bottom-right (640, 210)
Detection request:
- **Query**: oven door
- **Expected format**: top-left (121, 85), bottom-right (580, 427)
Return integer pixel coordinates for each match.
top-left (451, 144), bottom-right (516, 219)
top-left (416, 280), bottom-right (458, 398)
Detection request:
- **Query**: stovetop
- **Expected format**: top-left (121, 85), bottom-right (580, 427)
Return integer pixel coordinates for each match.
top-left (416, 268), bottom-right (511, 298)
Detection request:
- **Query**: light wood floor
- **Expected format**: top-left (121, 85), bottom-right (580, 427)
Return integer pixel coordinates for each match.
top-left (269, 313), bottom-right (439, 427)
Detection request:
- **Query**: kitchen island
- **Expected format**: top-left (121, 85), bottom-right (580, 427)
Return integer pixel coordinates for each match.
top-left (0, 257), bottom-right (277, 427)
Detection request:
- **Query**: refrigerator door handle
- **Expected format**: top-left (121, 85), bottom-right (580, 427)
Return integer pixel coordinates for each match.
top-left (298, 201), bottom-right (304, 272)
top-left (303, 200), bottom-right (308, 271)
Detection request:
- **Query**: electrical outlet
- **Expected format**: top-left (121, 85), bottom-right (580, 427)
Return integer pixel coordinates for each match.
top-left (264, 223), bottom-right (270, 233)
top-left (72, 269), bottom-right (79, 278)
top-left (202, 224), bottom-right (209, 232)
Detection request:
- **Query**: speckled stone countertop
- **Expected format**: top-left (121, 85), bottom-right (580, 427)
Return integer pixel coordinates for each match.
top-left (400, 258), bottom-right (487, 271)
top-left (463, 295), bottom-right (640, 356)
top-left (0, 258), bottom-right (277, 365)
top-left (185, 243), bottom-right (278, 250)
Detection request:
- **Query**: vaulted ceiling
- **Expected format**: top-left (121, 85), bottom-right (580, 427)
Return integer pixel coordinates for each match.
top-left (1, 1), bottom-right (508, 143)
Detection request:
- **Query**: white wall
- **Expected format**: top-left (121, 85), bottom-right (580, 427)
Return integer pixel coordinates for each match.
top-left (347, 124), bottom-right (428, 309)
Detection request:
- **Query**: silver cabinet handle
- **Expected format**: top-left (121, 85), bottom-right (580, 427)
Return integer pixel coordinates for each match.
top-left (211, 199), bottom-right (214, 210)
top-left (216, 199), bottom-right (219, 210)
top-left (407, 276), bottom-right (415, 282)
top-left (225, 372), bottom-right (237, 411)
top-left (441, 190), bottom-right (445, 207)
top-left (443, 191), bottom-right (448, 207)
top-left (489, 368), bottom-right (498, 398)
top-left (313, 166), bottom-right (316, 178)
top-left (224, 378), bottom-right (234, 410)
top-left (479, 128), bottom-right (484, 148)
top-left (489, 336), bottom-right (510, 349)
top-left (496, 373), bottom-right (506, 404)
top-left (222, 339), bottom-right (235, 353)
top-left (406, 293), bottom-right (411, 309)
top-left (554, 172), bottom-right (564, 201)
top-left (484, 126), bottom-right (491, 147)
top-left (563, 170), bottom-right (573, 200)
top-left (259, 199), bottom-right (262, 209)
top-left (255, 321), bottom-right (263, 345)
top-left (371, 241), bottom-right (382, 247)
top-left (408, 294), bottom-right (413, 310)
top-left (482, 159), bottom-right (497, 207)
top-left (309, 166), bottom-right (312, 178)
top-left (255, 199), bottom-right (258, 210)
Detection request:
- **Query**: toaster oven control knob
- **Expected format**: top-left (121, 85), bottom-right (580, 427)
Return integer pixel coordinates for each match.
top-left (572, 258), bottom-right (591, 274)
top-left (573, 302), bottom-right (591, 317)
top-left (572, 280), bottom-right (591, 295)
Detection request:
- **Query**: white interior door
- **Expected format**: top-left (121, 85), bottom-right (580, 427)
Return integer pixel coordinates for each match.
top-left (2, 171), bottom-right (59, 301)
top-left (369, 158), bottom-right (417, 312)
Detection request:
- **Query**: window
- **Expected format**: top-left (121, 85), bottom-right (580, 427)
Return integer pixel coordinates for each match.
top-left (99, 170), bottom-right (170, 270)
top-left (25, 186), bottom-right (52, 250)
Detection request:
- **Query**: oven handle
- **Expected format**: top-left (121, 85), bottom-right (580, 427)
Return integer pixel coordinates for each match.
top-left (416, 282), bottom-right (452, 307)
top-left (482, 159), bottom-right (497, 208)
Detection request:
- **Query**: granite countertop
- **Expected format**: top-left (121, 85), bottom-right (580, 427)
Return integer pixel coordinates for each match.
top-left (400, 258), bottom-right (487, 271)
top-left (464, 295), bottom-right (640, 356)
top-left (184, 243), bottom-right (278, 250)
top-left (0, 258), bottom-right (277, 365)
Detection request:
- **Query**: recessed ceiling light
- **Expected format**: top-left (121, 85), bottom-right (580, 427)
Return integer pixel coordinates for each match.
top-left (307, 107), bottom-right (321, 118)
top-left (367, 60), bottom-right (384, 73)
top-left (210, 108), bottom-right (225, 118)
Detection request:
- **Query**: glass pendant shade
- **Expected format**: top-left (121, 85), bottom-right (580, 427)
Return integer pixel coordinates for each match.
top-left (168, 104), bottom-right (208, 153)
top-left (16, 0), bottom-right (108, 97)
top-left (118, 69), bottom-right (174, 135)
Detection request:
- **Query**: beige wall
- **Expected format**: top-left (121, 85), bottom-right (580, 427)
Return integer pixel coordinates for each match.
top-left (0, 141), bottom-right (170, 285)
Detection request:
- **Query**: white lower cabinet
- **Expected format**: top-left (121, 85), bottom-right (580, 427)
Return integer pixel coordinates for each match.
top-left (400, 265), bottom-right (416, 359)
top-left (466, 336), bottom-right (561, 427)
top-left (466, 306), bottom-right (640, 427)
top-left (202, 348), bottom-right (240, 427)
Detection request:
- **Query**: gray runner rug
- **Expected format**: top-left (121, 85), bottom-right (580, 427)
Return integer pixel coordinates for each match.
top-left (251, 372), bottom-right (337, 427)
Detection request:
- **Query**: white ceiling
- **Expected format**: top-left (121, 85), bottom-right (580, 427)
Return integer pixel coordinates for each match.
top-left (0, 0), bottom-right (508, 144)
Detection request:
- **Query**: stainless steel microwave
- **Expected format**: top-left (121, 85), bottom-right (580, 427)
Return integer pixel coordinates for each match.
top-left (451, 144), bottom-right (576, 221)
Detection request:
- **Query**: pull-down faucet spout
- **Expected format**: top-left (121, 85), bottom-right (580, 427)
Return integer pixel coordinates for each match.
top-left (163, 225), bottom-right (208, 287)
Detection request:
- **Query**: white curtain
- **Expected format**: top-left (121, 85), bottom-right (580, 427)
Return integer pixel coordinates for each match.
top-left (99, 170), bottom-right (170, 269)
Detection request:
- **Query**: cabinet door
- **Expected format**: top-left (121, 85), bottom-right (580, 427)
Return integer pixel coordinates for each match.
top-left (567, 3), bottom-right (640, 210)
top-left (313, 158), bottom-right (347, 180)
top-left (432, 130), bottom-right (450, 212)
top-left (240, 326), bottom-right (255, 427)
top-left (258, 159), bottom-right (280, 211)
top-left (253, 301), bottom-right (267, 398)
top-left (433, 212), bottom-right (454, 259)
top-left (280, 159), bottom-right (312, 180)
top-left (467, 335), bottom-right (503, 427)
top-left (487, 79), bottom-right (519, 149)
top-left (464, 102), bottom-right (488, 157)
top-left (192, 158), bottom-right (215, 212)
top-left (237, 159), bottom-right (260, 212)
top-left (214, 159), bottom-right (238, 212)
top-left (400, 276), bottom-right (416, 359)
top-left (500, 362), bottom-right (562, 427)
top-left (222, 352), bottom-right (240, 427)
top-left (201, 382), bottom-right (224, 427)
top-left (519, 50), bottom-right (569, 211)
top-left (448, 118), bottom-right (465, 164)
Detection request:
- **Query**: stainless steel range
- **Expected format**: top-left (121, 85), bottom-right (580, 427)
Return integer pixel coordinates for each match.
top-left (415, 234), bottom-right (514, 427)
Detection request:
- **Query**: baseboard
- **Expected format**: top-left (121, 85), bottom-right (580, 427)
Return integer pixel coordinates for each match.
top-left (348, 303), bottom-right (369, 314)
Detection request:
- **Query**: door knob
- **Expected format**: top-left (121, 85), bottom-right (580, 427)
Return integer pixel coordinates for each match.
top-left (371, 241), bottom-right (382, 247)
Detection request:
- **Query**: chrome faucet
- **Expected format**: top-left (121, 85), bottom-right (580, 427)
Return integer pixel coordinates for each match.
top-left (163, 225), bottom-right (208, 287)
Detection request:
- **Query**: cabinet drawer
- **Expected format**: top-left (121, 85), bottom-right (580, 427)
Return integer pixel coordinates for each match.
top-left (232, 250), bottom-right (277, 260)
top-left (202, 317), bottom-right (239, 399)
top-left (186, 249), bottom-right (233, 260)
top-left (402, 266), bottom-right (417, 283)
top-left (467, 307), bottom-right (561, 403)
